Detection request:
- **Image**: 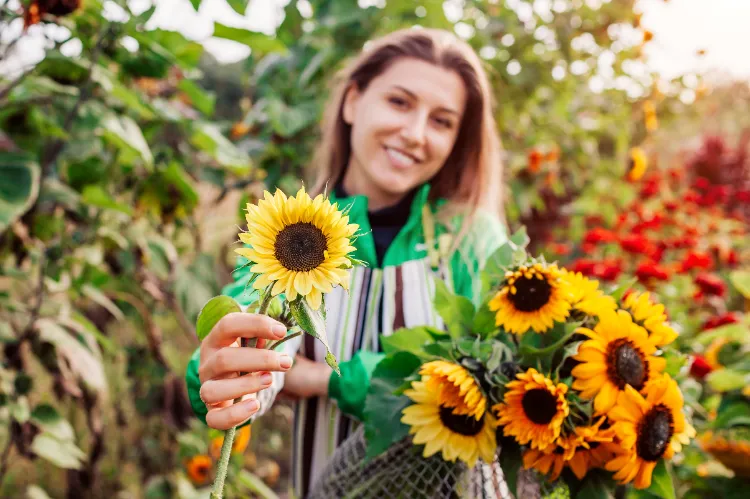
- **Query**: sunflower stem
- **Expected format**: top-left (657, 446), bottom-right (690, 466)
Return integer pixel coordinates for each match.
top-left (267, 330), bottom-right (302, 351)
top-left (210, 425), bottom-right (236, 499)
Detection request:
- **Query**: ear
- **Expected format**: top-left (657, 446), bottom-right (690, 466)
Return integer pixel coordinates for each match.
top-left (342, 84), bottom-right (360, 125)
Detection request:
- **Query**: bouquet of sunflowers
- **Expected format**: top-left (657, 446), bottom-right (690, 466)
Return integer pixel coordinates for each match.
top-left (309, 231), bottom-right (694, 499)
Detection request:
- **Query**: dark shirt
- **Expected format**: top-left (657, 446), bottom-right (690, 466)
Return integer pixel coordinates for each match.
top-left (334, 183), bottom-right (417, 266)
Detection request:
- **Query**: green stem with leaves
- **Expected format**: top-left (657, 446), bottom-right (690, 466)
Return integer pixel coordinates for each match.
top-left (210, 289), bottom-right (274, 499)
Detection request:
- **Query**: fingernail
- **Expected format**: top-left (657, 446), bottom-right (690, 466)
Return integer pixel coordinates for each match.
top-left (279, 353), bottom-right (293, 369)
top-left (260, 373), bottom-right (273, 385)
top-left (243, 398), bottom-right (259, 413)
top-left (272, 323), bottom-right (287, 338)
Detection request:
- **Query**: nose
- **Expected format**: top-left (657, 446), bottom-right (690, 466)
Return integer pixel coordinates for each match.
top-left (400, 111), bottom-right (428, 147)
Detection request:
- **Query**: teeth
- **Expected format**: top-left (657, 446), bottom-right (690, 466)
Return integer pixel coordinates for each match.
top-left (386, 147), bottom-right (415, 166)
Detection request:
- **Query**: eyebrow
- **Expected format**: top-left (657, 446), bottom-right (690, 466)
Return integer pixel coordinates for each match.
top-left (392, 85), bottom-right (460, 115)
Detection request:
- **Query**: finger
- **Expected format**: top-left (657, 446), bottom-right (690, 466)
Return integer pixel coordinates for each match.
top-left (206, 398), bottom-right (260, 430)
top-left (207, 313), bottom-right (287, 348)
top-left (199, 347), bottom-right (293, 383)
top-left (200, 372), bottom-right (274, 405)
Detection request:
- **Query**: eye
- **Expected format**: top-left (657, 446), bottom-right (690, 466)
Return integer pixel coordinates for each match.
top-left (433, 117), bottom-right (453, 129)
top-left (388, 96), bottom-right (408, 108)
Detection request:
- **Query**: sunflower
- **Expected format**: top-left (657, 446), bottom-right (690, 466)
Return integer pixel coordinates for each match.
top-left (566, 417), bottom-right (616, 479)
top-left (419, 360), bottom-right (485, 420)
top-left (488, 263), bottom-right (573, 334)
top-left (627, 147), bottom-right (648, 181)
top-left (401, 380), bottom-right (497, 467)
top-left (522, 433), bottom-right (578, 481)
top-left (606, 374), bottom-right (694, 489)
top-left (236, 187), bottom-right (359, 310)
top-left (572, 309), bottom-right (666, 415)
top-left (494, 368), bottom-right (569, 450)
top-left (560, 270), bottom-right (617, 317)
top-left (700, 429), bottom-right (750, 477)
top-left (185, 454), bottom-right (212, 485)
top-left (622, 291), bottom-right (678, 347)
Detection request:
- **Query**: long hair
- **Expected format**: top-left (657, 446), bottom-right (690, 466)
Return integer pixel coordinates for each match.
top-left (309, 27), bottom-right (506, 233)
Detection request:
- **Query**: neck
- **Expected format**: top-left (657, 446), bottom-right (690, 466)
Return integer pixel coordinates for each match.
top-left (341, 169), bottom-right (406, 212)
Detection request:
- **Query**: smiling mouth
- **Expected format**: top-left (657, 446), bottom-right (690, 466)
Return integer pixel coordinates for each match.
top-left (384, 146), bottom-right (422, 167)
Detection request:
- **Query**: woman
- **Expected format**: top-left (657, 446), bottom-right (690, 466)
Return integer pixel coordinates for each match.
top-left (186, 27), bottom-right (508, 497)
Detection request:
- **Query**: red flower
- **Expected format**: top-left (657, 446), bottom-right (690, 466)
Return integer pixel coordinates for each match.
top-left (663, 200), bottom-right (678, 212)
top-left (571, 259), bottom-right (597, 276)
top-left (548, 242), bottom-right (572, 256)
top-left (528, 149), bottom-right (543, 173)
top-left (635, 261), bottom-right (671, 283)
top-left (680, 251), bottom-right (713, 272)
top-left (683, 190), bottom-right (701, 204)
top-left (593, 260), bottom-right (622, 281)
top-left (619, 234), bottom-right (655, 255)
top-left (689, 355), bottom-right (713, 379)
top-left (702, 312), bottom-right (740, 331)
top-left (583, 228), bottom-right (617, 245)
top-left (585, 215), bottom-right (605, 227)
top-left (640, 179), bottom-right (660, 198)
top-left (694, 273), bottom-right (727, 298)
top-left (736, 189), bottom-right (750, 203)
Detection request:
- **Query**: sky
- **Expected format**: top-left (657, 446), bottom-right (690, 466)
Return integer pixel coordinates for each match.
top-left (2, 0), bottom-right (750, 82)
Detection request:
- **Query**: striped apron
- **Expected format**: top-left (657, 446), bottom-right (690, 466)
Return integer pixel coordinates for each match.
top-left (292, 255), bottom-right (450, 497)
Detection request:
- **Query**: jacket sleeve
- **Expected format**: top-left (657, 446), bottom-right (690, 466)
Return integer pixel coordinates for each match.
top-left (185, 256), bottom-right (302, 426)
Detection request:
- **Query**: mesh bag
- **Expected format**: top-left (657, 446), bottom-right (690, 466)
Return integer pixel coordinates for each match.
top-left (308, 426), bottom-right (520, 499)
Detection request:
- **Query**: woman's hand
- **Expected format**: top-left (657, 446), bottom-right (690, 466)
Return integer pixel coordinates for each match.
top-left (281, 355), bottom-right (332, 400)
top-left (198, 312), bottom-right (292, 430)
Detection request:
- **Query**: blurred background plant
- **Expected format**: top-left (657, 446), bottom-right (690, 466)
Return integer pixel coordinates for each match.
top-left (0, 0), bottom-right (747, 497)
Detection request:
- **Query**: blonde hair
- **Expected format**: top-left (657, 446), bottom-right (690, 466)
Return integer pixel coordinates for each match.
top-left (309, 27), bottom-right (506, 233)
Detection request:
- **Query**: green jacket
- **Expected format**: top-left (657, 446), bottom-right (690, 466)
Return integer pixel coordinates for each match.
top-left (185, 183), bottom-right (506, 425)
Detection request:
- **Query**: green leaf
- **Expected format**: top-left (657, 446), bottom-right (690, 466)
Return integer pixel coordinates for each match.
top-left (82, 284), bottom-right (124, 320)
top-left (81, 185), bottom-right (134, 216)
top-left (729, 270), bottom-right (750, 299)
top-left (26, 486), bottom-right (53, 499)
top-left (380, 326), bottom-right (434, 359)
top-left (212, 23), bottom-right (287, 53)
top-left (631, 460), bottom-right (675, 499)
top-left (706, 369), bottom-right (748, 392)
top-left (499, 439), bottom-right (522, 496)
top-left (177, 79), bottom-right (215, 116)
top-left (35, 318), bottom-right (107, 394)
top-left (31, 404), bottom-right (75, 441)
top-left (472, 301), bottom-right (497, 336)
top-left (362, 352), bottom-right (421, 458)
top-left (190, 122), bottom-right (252, 173)
top-left (98, 114), bottom-right (153, 169)
top-left (30, 432), bottom-right (86, 470)
top-left (713, 401), bottom-right (750, 428)
top-left (196, 296), bottom-right (241, 342)
top-left (509, 226), bottom-right (530, 249)
top-left (227, 0), bottom-right (250, 15)
top-left (189, 0), bottom-right (201, 11)
top-left (266, 98), bottom-right (318, 137)
top-left (289, 298), bottom-right (339, 374)
top-left (433, 279), bottom-right (475, 338)
top-left (575, 472), bottom-right (616, 499)
top-left (370, 351), bottom-right (422, 393)
top-left (237, 469), bottom-right (280, 499)
top-left (363, 391), bottom-right (411, 460)
top-left (0, 152), bottom-right (40, 233)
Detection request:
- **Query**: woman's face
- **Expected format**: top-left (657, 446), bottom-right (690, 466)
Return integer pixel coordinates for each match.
top-left (341, 57), bottom-right (467, 210)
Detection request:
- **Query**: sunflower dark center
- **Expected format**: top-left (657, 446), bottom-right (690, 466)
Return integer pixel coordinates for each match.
top-left (521, 388), bottom-right (558, 425)
top-left (636, 405), bottom-right (674, 461)
top-left (274, 222), bottom-right (328, 272)
top-left (438, 406), bottom-right (484, 436)
top-left (606, 338), bottom-right (647, 390)
top-left (507, 275), bottom-right (552, 312)
top-left (589, 441), bottom-right (601, 450)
